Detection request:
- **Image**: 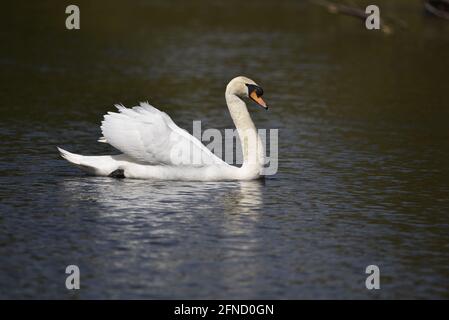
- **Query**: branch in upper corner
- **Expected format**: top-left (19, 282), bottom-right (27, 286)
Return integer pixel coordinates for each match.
top-left (424, 0), bottom-right (449, 20)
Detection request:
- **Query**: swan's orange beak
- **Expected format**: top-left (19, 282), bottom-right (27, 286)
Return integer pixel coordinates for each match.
top-left (250, 90), bottom-right (268, 110)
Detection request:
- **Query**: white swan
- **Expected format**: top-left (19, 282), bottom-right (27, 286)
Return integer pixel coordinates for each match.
top-left (58, 76), bottom-right (268, 181)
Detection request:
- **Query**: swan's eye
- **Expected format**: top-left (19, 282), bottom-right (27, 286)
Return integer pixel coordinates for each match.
top-left (246, 83), bottom-right (268, 110)
top-left (245, 84), bottom-right (263, 97)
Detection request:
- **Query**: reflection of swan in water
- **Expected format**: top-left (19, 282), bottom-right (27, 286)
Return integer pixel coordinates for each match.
top-left (57, 178), bottom-right (264, 297)
top-left (58, 177), bottom-right (263, 240)
top-left (222, 180), bottom-right (263, 216)
top-left (58, 177), bottom-right (262, 216)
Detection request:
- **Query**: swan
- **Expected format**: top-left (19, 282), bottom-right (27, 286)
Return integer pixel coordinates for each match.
top-left (58, 76), bottom-right (269, 181)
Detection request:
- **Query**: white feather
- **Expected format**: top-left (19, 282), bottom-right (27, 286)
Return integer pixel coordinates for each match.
top-left (100, 102), bottom-right (226, 167)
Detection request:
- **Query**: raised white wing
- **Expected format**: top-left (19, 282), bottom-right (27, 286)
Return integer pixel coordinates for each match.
top-left (101, 102), bottom-right (227, 167)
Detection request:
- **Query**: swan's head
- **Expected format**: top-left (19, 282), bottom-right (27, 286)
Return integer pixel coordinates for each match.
top-left (226, 76), bottom-right (268, 110)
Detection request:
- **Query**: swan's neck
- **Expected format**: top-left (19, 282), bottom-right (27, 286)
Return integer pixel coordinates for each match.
top-left (225, 93), bottom-right (265, 174)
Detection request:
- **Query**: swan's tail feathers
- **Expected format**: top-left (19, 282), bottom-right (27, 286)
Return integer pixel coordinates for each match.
top-left (58, 147), bottom-right (82, 165)
top-left (57, 147), bottom-right (121, 176)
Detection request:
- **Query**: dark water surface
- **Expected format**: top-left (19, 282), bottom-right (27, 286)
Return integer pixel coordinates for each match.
top-left (1, 0), bottom-right (449, 299)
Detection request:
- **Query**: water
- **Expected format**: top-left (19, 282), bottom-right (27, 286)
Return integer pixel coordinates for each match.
top-left (1, 0), bottom-right (449, 299)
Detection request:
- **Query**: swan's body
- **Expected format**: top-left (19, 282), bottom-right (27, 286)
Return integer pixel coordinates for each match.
top-left (58, 76), bottom-right (268, 181)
